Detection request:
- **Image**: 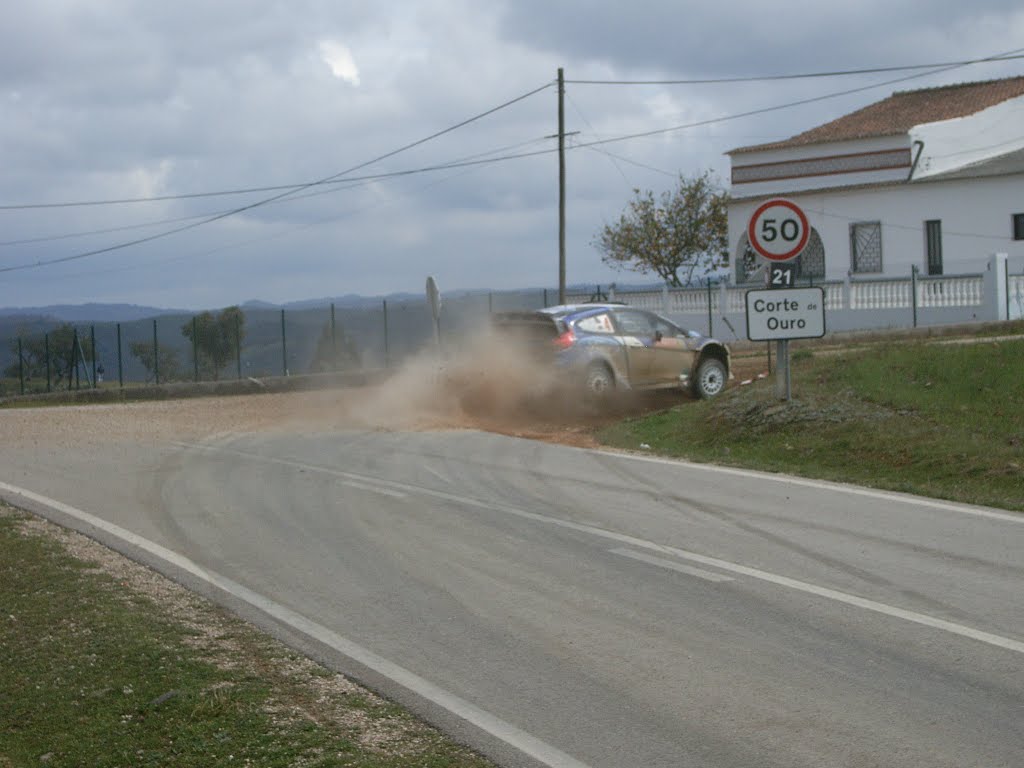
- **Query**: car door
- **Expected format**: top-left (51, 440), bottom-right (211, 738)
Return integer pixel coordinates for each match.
top-left (648, 314), bottom-right (697, 386)
top-left (610, 309), bottom-right (658, 386)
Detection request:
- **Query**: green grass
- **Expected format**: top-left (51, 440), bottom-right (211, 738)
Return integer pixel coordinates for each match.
top-left (0, 509), bottom-right (495, 768)
top-left (600, 337), bottom-right (1024, 511)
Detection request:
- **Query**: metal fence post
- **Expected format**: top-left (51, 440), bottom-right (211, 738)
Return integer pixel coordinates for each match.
top-left (18, 337), bottom-right (24, 395)
top-left (330, 303), bottom-right (337, 370)
top-left (383, 299), bottom-right (390, 368)
top-left (153, 319), bottom-right (160, 385)
top-left (116, 323), bottom-right (123, 388)
top-left (280, 309), bottom-right (288, 376)
top-left (71, 328), bottom-right (79, 390)
top-left (192, 316), bottom-right (199, 382)
top-left (911, 265), bottom-right (919, 328)
top-left (1006, 257), bottom-right (1011, 321)
top-left (44, 333), bottom-right (51, 392)
top-left (235, 314), bottom-right (242, 380)
top-left (90, 325), bottom-right (97, 388)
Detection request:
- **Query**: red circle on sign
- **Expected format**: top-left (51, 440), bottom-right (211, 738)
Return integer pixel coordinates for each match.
top-left (747, 198), bottom-right (810, 262)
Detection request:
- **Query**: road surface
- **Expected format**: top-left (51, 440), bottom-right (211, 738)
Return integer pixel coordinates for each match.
top-left (1, 396), bottom-right (1021, 768)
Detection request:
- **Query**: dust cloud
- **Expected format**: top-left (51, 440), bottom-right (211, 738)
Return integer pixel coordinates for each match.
top-left (328, 330), bottom-right (571, 431)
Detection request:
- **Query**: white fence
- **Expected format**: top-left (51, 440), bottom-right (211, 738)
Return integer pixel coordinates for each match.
top-left (602, 254), bottom-right (1018, 337)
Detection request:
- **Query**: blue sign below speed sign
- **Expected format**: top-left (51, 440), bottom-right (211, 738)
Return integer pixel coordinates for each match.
top-left (747, 198), bottom-right (810, 262)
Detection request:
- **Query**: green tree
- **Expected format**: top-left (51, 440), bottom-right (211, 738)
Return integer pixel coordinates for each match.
top-left (4, 324), bottom-right (94, 389)
top-left (129, 341), bottom-right (181, 383)
top-left (308, 321), bottom-right (361, 373)
top-left (595, 171), bottom-right (729, 287)
top-left (181, 306), bottom-right (245, 381)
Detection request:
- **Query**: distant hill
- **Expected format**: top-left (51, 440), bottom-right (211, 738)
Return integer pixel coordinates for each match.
top-left (0, 303), bottom-right (187, 323)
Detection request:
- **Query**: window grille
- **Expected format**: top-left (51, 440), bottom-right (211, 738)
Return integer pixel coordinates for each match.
top-left (850, 222), bottom-right (883, 273)
top-left (795, 229), bottom-right (825, 280)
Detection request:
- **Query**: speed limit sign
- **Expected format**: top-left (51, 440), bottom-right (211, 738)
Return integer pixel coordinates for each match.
top-left (747, 198), bottom-right (810, 262)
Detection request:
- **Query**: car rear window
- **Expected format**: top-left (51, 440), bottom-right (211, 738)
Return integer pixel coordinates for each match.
top-left (575, 313), bottom-right (614, 334)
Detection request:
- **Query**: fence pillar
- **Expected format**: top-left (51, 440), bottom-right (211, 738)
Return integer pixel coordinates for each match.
top-left (662, 284), bottom-right (670, 315)
top-left (843, 273), bottom-right (853, 311)
top-left (983, 252), bottom-right (1009, 322)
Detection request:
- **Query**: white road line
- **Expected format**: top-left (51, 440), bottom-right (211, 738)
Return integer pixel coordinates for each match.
top-left (423, 466), bottom-right (452, 485)
top-left (342, 480), bottom-right (406, 499)
top-left (170, 441), bottom-right (1024, 656)
top-left (0, 480), bottom-right (593, 768)
top-left (610, 548), bottom-right (735, 583)
top-left (168, 442), bottom-right (407, 500)
top-left (597, 449), bottom-right (1023, 524)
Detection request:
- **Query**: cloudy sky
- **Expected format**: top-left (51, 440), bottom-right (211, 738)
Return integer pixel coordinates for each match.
top-left (1, 1), bottom-right (1022, 310)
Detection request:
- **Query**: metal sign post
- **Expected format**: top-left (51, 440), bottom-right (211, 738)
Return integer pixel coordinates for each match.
top-left (426, 275), bottom-right (442, 353)
top-left (746, 287), bottom-right (825, 399)
top-left (746, 198), bottom-right (816, 401)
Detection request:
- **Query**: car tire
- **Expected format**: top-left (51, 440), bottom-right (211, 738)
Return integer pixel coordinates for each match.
top-left (692, 357), bottom-right (727, 399)
top-left (584, 362), bottom-right (614, 398)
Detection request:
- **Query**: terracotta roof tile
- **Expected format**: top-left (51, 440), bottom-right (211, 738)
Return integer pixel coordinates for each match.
top-left (730, 76), bottom-right (1024, 154)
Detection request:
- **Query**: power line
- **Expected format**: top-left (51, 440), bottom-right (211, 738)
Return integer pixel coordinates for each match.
top-left (8, 52), bottom-right (1022, 214)
top-left (4, 49), bottom-right (1023, 276)
top-left (566, 53), bottom-right (1024, 85)
top-left (570, 48), bottom-right (1024, 151)
top-left (0, 81), bottom-right (554, 274)
top-left (0, 137), bottom-right (554, 247)
top-left (0, 82), bottom-right (553, 213)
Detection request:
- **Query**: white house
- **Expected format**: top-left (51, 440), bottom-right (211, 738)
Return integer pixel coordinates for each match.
top-left (727, 76), bottom-right (1024, 286)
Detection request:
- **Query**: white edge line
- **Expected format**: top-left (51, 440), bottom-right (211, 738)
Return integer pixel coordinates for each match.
top-left (584, 446), bottom-right (1024, 524)
top-left (610, 548), bottom-right (734, 583)
top-left (0, 480), bottom-right (593, 768)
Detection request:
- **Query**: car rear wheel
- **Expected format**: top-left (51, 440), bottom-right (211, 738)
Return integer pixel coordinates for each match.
top-left (692, 357), bottom-right (727, 399)
top-left (584, 362), bottom-right (614, 398)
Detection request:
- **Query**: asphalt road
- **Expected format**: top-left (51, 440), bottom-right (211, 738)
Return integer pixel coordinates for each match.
top-left (2, 418), bottom-right (1022, 767)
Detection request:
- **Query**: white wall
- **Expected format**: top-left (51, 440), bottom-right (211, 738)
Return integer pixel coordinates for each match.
top-left (911, 95), bottom-right (1024, 179)
top-left (728, 174), bottom-right (1024, 283)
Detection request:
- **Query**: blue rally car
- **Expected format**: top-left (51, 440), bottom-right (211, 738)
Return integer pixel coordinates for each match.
top-left (492, 303), bottom-right (731, 399)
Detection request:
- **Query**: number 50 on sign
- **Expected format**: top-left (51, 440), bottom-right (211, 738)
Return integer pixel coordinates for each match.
top-left (747, 198), bottom-right (810, 262)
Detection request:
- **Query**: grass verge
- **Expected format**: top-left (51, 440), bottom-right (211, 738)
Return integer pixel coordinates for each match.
top-left (599, 336), bottom-right (1024, 512)
top-left (0, 505), bottom-right (495, 768)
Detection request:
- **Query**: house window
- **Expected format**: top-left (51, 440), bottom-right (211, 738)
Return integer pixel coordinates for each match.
top-left (795, 229), bottom-right (826, 280)
top-left (850, 221), bottom-right (883, 273)
top-left (925, 219), bottom-right (943, 275)
top-left (1014, 213), bottom-right (1024, 240)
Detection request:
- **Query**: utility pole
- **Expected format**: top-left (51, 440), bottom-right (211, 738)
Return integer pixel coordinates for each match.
top-left (558, 67), bottom-right (566, 305)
